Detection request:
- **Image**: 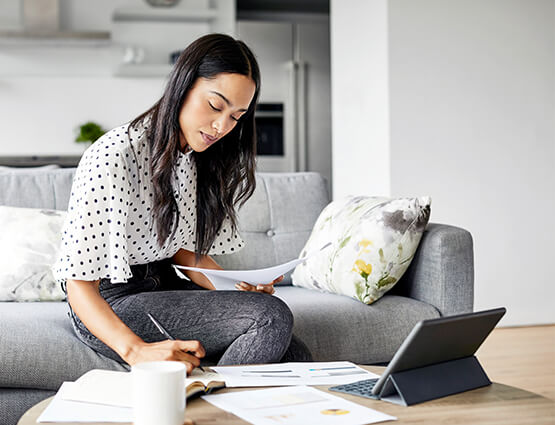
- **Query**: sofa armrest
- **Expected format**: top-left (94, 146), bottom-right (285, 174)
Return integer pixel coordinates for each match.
top-left (391, 223), bottom-right (474, 316)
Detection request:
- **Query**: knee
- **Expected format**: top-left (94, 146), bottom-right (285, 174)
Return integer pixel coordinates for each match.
top-left (253, 294), bottom-right (294, 334)
top-left (269, 295), bottom-right (294, 329)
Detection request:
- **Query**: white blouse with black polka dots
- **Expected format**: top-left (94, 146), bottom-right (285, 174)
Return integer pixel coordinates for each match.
top-left (53, 121), bottom-right (244, 284)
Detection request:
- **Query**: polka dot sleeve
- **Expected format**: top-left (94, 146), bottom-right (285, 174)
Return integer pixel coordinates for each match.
top-left (55, 145), bottom-right (133, 283)
top-left (208, 216), bottom-right (245, 256)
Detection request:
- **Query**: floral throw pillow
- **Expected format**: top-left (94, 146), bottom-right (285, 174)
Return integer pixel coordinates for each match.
top-left (0, 206), bottom-right (67, 301)
top-left (292, 196), bottom-right (431, 304)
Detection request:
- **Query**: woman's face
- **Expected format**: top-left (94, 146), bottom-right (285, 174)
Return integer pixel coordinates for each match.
top-left (178, 72), bottom-right (256, 152)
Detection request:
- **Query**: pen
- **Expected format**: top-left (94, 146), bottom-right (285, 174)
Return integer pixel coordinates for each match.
top-left (146, 313), bottom-right (205, 372)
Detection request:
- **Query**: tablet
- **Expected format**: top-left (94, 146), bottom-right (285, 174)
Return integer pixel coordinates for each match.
top-left (371, 307), bottom-right (506, 395)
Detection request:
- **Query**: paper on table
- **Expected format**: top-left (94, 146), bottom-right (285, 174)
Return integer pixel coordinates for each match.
top-left (173, 243), bottom-right (331, 289)
top-left (212, 361), bottom-right (380, 387)
top-left (60, 369), bottom-right (133, 407)
top-left (37, 382), bottom-right (133, 423)
top-left (59, 368), bottom-right (223, 408)
top-left (202, 385), bottom-right (396, 425)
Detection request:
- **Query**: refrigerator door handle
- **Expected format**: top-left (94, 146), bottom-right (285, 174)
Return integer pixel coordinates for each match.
top-left (285, 60), bottom-right (309, 173)
top-left (297, 61), bottom-right (308, 172)
top-left (285, 60), bottom-right (298, 172)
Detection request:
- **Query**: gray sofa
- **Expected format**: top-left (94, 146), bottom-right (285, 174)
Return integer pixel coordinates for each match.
top-left (0, 168), bottom-right (473, 425)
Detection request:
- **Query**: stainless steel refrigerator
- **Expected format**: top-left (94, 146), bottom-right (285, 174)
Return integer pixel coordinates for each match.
top-left (237, 20), bottom-right (332, 188)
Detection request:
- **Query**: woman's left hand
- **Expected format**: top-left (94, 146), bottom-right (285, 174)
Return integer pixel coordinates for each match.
top-left (235, 275), bottom-right (284, 295)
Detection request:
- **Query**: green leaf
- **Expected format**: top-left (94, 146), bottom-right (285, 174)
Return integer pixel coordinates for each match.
top-left (338, 235), bottom-right (351, 250)
top-left (376, 275), bottom-right (397, 289)
top-left (76, 122), bottom-right (105, 144)
top-left (355, 281), bottom-right (365, 301)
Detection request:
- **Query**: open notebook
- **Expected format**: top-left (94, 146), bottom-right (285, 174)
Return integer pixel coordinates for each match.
top-left (59, 368), bottom-right (225, 407)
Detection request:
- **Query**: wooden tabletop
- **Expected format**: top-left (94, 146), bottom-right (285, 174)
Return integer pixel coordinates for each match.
top-left (18, 366), bottom-right (555, 425)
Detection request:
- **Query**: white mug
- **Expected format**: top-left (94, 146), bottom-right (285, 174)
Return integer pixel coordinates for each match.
top-left (132, 361), bottom-right (186, 425)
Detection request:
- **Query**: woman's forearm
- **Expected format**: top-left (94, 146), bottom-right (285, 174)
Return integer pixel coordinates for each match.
top-left (66, 279), bottom-right (145, 363)
top-left (173, 249), bottom-right (222, 290)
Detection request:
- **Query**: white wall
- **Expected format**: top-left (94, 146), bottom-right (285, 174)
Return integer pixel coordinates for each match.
top-left (389, 0), bottom-right (555, 326)
top-left (331, 0), bottom-right (555, 326)
top-left (0, 77), bottom-right (165, 155)
top-left (330, 0), bottom-right (390, 198)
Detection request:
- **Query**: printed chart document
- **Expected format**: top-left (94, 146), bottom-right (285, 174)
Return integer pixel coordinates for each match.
top-left (212, 361), bottom-right (380, 387)
top-left (202, 385), bottom-right (396, 425)
top-left (173, 243), bottom-right (331, 289)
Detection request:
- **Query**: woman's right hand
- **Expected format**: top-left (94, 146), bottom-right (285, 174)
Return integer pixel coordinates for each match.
top-left (65, 279), bottom-right (206, 374)
top-left (126, 339), bottom-right (206, 374)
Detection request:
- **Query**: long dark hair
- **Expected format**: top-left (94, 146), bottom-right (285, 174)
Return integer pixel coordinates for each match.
top-left (129, 34), bottom-right (260, 259)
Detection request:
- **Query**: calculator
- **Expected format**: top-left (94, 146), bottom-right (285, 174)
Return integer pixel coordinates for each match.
top-left (329, 378), bottom-right (380, 399)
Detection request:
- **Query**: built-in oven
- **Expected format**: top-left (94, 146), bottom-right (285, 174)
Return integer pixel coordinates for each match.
top-left (254, 65), bottom-right (306, 174)
top-left (255, 103), bottom-right (284, 156)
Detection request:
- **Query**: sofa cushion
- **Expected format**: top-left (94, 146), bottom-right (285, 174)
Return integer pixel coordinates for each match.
top-left (0, 388), bottom-right (55, 425)
top-left (275, 286), bottom-right (440, 364)
top-left (0, 206), bottom-right (67, 301)
top-left (214, 172), bottom-right (329, 285)
top-left (292, 196), bottom-right (431, 303)
top-left (0, 165), bottom-right (60, 172)
top-left (0, 302), bottom-right (127, 390)
top-left (0, 287), bottom-right (438, 390)
top-left (0, 168), bottom-right (75, 210)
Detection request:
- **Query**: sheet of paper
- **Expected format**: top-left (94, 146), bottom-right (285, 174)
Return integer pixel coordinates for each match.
top-left (212, 361), bottom-right (380, 387)
top-left (202, 385), bottom-right (396, 425)
top-left (60, 369), bottom-right (133, 407)
top-left (173, 243), bottom-right (331, 289)
top-left (37, 382), bottom-right (133, 423)
top-left (59, 368), bottom-right (223, 408)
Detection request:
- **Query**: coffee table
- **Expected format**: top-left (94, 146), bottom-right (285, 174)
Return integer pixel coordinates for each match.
top-left (18, 366), bottom-right (555, 425)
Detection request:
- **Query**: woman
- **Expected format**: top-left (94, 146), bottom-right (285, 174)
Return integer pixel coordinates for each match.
top-left (53, 34), bottom-right (311, 373)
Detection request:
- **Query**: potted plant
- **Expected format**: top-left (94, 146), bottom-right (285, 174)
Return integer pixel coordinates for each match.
top-left (75, 122), bottom-right (105, 146)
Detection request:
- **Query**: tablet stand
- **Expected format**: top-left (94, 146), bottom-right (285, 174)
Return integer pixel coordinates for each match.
top-left (378, 356), bottom-right (491, 406)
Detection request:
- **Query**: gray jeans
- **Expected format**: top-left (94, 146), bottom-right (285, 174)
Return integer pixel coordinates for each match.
top-left (65, 259), bottom-right (312, 366)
